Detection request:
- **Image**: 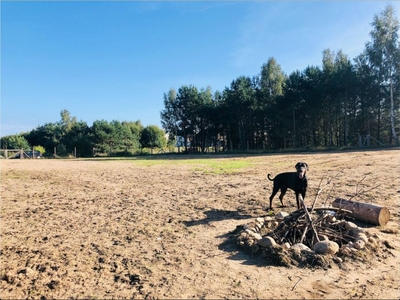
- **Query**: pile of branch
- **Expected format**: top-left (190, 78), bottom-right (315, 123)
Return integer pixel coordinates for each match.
top-left (268, 205), bottom-right (353, 249)
top-left (267, 172), bottom-right (385, 249)
top-left (236, 173), bottom-right (387, 263)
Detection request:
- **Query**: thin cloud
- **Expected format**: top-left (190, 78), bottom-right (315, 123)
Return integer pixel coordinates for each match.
top-left (230, 2), bottom-right (400, 75)
top-left (170, 2), bottom-right (234, 15)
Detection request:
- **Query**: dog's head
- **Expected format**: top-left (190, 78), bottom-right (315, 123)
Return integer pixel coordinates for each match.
top-left (295, 162), bottom-right (308, 179)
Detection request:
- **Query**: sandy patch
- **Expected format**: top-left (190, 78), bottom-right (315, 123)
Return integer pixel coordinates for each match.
top-left (1, 150), bottom-right (399, 299)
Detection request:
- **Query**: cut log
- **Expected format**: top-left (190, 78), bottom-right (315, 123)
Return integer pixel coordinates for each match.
top-left (332, 198), bottom-right (390, 226)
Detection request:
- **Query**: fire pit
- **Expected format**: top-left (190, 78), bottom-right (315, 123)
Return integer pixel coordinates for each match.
top-left (236, 204), bottom-right (389, 268)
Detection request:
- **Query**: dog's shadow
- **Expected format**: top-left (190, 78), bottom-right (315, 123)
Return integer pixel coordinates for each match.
top-left (182, 208), bottom-right (254, 227)
top-left (182, 208), bottom-right (271, 266)
top-left (214, 229), bottom-right (270, 267)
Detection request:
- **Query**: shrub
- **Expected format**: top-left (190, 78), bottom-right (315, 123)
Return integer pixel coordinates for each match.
top-left (33, 145), bottom-right (46, 156)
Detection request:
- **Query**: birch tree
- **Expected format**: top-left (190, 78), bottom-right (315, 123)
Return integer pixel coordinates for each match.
top-left (366, 4), bottom-right (400, 145)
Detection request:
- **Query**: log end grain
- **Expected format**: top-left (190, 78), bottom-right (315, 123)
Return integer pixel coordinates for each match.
top-left (378, 207), bottom-right (390, 226)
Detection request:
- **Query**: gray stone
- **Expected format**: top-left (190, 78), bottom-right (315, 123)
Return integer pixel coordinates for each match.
top-left (313, 240), bottom-right (339, 255)
top-left (353, 240), bottom-right (365, 250)
top-left (257, 236), bottom-right (276, 247)
top-left (340, 246), bottom-right (352, 256)
top-left (256, 217), bottom-right (264, 223)
top-left (291, 243), bottom-right (312, 252)
top-left (264, 216), bottom-right (274, 222)
top-left (333, 257), bottom-right (343, 264)
top-left (253, 233), bottom-right (263, 240)
top-left (345, 221), bottom-right (358, 230)
top-left (356, 233), bottom-right (368, 243)
top-left (275, 211), bottom-right (289, 220)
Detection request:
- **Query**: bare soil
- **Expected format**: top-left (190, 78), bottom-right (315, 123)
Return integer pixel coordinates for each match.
top-left (1, 149), bottom-right (399, 299)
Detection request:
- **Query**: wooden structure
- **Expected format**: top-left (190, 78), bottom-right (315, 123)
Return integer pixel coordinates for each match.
top-left (332, 198), bottom-right (390, 226)
top-left (0, 149), bottom-right (41, 159)
top-left (0, 149), bottom-right (20, 159)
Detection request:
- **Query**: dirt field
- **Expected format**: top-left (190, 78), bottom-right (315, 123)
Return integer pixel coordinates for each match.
top-left (1, 149), bottom-right (399, 299)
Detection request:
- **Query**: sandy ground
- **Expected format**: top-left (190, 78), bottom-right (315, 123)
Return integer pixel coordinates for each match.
top-left (1, 149), bottom-right (399, 299)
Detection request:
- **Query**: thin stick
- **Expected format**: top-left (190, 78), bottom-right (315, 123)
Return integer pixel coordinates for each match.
top-left (292, 277), bottom-right (303, 291)
top-left (299, 195), bottom-right (320, 243)
top-left (355, 174), bottom-right (368, 195)
top-left (322, 170), bottom-right (343, 207)
top-left (348, 183), bottom-right (382, 201)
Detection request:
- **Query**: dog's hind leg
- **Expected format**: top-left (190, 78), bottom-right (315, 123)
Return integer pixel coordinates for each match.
top-left (269, 186), bottom-right (280, 210)
top-left (278, 187), bottom-right (287, 207)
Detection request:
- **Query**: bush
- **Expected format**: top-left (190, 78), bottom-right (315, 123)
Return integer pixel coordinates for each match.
top-left (33, 145), bottom-right (46, 156)
top-left (1, 135), bottom-right (31, 150)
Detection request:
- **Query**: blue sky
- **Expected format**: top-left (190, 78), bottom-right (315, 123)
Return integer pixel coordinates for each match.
top-left (1, 1), bottom-right (399, 137)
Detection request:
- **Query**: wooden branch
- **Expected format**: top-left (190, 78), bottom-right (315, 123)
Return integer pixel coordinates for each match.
top-left (299, 195), bottom-right (320, 244)
top-left (356, 174), bottom-right (368, 195)
top-left (310, 179), bottom-right (331, 213)
top-left (299, 223), bottom-right (309, 244)
top-left (268, 198), bottom-right (352, 247)
top-left (311, 171), bottom-right (343, 213)
top-left (347, 174), bottom-right (381, 202)
top-left (312, 207), bottom-right (352, 214)
top-left (348, 184), bottom-right (382, 201)
top-left (292, 277), bottom-right (303, 291)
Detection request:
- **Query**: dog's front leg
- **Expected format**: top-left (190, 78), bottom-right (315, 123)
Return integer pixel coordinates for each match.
top-left (301, 191), bottom-right (306, 208)
top-left (295, 193), bottom-right (301, 209)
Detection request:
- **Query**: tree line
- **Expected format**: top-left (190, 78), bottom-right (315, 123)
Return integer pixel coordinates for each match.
top-left (1, 5), bottom-right (399, 157)
top-left (0, 110), bottom-right (167, 157)
top-left (161, 5), bottom-right (400, 152)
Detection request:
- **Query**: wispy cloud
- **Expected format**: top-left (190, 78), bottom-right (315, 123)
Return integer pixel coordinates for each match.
top-left (230, 2), bottom-right (400, 75)
top-left (137, 2), bottom-right (163, 13)
top-left (230, 2), bottom-right (285, 71)
top-left (317, 2), bottom-right (400, 61)
top-left (169, 2), bottom-right (234, 15)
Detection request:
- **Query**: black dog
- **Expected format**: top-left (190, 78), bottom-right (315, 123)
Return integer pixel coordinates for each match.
top-left (267, 162), bottom-right (309, 210)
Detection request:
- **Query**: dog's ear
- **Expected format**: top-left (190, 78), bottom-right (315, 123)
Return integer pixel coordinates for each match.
top-left (295, 162), bottom-right (300, 169)
top-left (305, 163), bottom-right (309, 170)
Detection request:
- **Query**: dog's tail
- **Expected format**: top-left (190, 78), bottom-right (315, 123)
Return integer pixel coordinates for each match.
top-left (267, 174), bottom-right (274, 181)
